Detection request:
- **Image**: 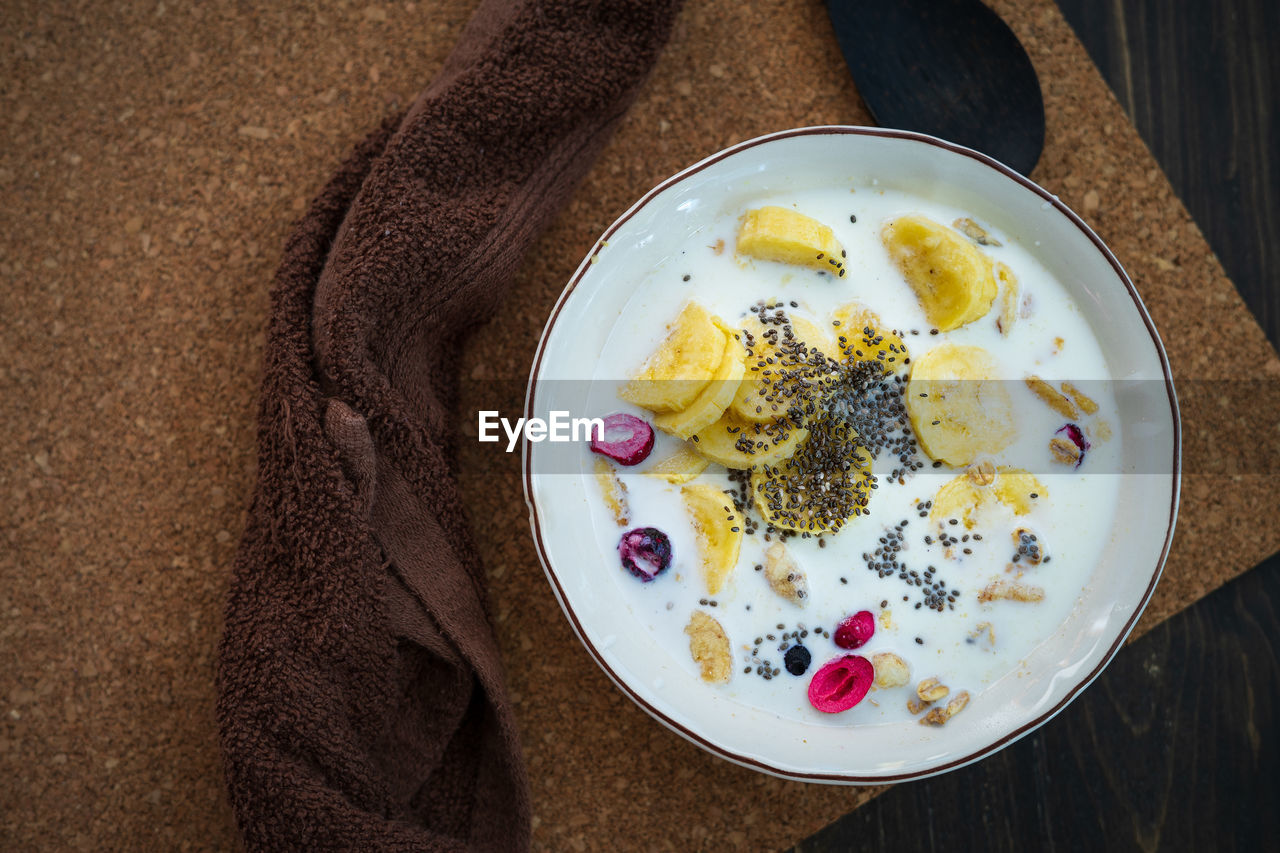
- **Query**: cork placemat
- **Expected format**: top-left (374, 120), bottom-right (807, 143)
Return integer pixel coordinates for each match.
top-left (1, 0), bottom-right (1276, 849)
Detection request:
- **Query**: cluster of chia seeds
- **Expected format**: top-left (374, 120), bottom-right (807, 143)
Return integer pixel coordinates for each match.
top-left (932, 525), bottom-right (976, 552)
top-left (1012, 529), bottom-right (1048, 565)
top-left (861, 519), bottom-right (961, 612)
top-left (864, 520), bottom-right (910, 579)
top-left (716, 305), bottom-right (926, 538)
top-left (736, 301), bottom-right (832, 424)
top-left (725, 469), bottom-right (764, 536)
top-left (753, 412), bottom-right (874, 535)
top-left (825, 326), bottom-right (922, 484)
top-left (693, 304), bottom-right (933, 553)
top-left (813, 249), bottom-right (848, 278)
top-left (741, 621), bottom-right (831, 680)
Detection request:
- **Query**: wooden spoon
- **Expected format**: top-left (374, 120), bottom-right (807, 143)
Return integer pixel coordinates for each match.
top-left (826, 0), bottom-right (1046, 176)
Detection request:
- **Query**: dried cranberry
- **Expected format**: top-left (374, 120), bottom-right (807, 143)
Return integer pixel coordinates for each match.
top-left (589, 413), bottom-right (655, 466)
top-left (617, 527), bottom-right (672, 581)
top-left (1055, 422), bottom-right (1091, 469)
top-left (833, 610), bottom-right (875, 650)
top-left (807, 655), bottom-right (874, 713)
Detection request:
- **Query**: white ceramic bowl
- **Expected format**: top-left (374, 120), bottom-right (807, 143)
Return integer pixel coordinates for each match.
top-left (523, 127), bottom-right (1180, 783)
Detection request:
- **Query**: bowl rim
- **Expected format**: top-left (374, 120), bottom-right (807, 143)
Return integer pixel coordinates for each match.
top-left (522, 125), bottom-right (1182, 783)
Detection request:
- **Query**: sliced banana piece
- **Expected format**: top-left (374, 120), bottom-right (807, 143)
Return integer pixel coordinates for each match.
top-left (653, 326), bottom-right (747, 439)
top-left (882, 215), bottom-right (997, 331)
top-left (736, 206), bottom-right (846, 276)
top-left (619, 302), bottom-right (727, 413)
top-left (750, 421), bottom-right (873, 534)
top-left (681, 483), bottom-right (743, 595)
top-left (831, 302), bottom-right (908, 373)
top-left (905, 343), bottom-right (1015, 467)
top-left (729, 314), bottom-right (832, 424)
top-left (692, 411), bottom-right (808, 470)
top-left (930, 465), bottom-right (1046, 529)
top-left (644, 443), bottom-right (710, 484)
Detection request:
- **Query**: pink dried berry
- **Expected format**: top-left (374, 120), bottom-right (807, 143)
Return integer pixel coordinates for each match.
top-left (618, 527), bottom-right (672, 582)
top-left (590, 413), bottom-right (655, 466)
top-left (833, 610), bottom-right (875, 650)
top-left (1055, 423), bottom-right (1091, 468)
top-left (807, 655), bottom-right (874, 713)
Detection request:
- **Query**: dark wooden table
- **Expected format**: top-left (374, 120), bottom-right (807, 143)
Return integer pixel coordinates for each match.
top-left (794, 1), bottom-right (1280, 849)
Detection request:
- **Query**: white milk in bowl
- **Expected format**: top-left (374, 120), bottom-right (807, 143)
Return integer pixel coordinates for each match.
top-left (581, 186), bottom-right (1120, 729)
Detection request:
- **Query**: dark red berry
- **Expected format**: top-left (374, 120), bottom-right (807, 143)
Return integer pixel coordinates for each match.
top-left (618, 527), bottom-right (672, 581)
top-left (590, 413), bottom-right (655, 466)
top-left (833, 610), bottom-right (875, 649)
top-left (1055, 422), bottom-right (1090, 469)
top-left (808, 655), bottom-right (874, 713)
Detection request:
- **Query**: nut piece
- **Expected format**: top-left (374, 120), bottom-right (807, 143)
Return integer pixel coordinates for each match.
top-left (763, 542), bottom-right (809, 606)
top-left (1026, 375), bottom-right (1079, 419)
top-left (872, 652), bottom-right (911, 688)
top-left (1061, 381), bottom-right (1099, 415)
top-left (969, 622), bottom-right (996, 645)
top-left (685, 610), bottom-right (731, 684)
top-left (916, 677), bottom-right (950, 703)
top-left (921, 690), bottom-right (971, 726)
top-left (953, 217), bottom-right (1001, 246)
top-left (945, 690), bottom-right (970, 716)
top-left (907, 697), bottom-right (931, 715)
top-left (921, 707), bottom-right (949, 725)
top-left (966, 459), bottom-right (996, 486)
top-left (1049, 436), bottom-right (1082, 466)
top-left (978, 579), bottom-right (1046, 603)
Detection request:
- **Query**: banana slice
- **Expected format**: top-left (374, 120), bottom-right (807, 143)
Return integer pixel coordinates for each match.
top-left (882, 215), bottom-right (997, 331)
top-left (729, 314), bottom-right (832, 423)
top-left (990, 469), bottom-right (1046, 515)
top-left (930, 465), bottom-right (1047, 528)
top-left (692, 410), bottom-right (808, 469)
top-left (653, 326), bottom-right (747, 439)
top-left (831, 302), bottom-right (908, 372)
top-left (906, 343), bottom-right (1014, 466)
top-left (644, 443), bottom-right (710, 484)
top-left (682, 483), bottom-right (744, 596)
top-left (736, 206), bottom-right (847, 276)
top-left (619, 302), bottom-right (728, 413)
top-left (750, 424), bottom-right (873, 534)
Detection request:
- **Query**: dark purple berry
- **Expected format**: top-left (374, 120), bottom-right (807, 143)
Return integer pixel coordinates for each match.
top-left (784, 644), bottom-right (811, 676)
top-left (618, 527), bottom-right (672, 581)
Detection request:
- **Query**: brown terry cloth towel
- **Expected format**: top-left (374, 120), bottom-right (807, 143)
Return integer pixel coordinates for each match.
top-left (215, 2), bottom-right (682, 849)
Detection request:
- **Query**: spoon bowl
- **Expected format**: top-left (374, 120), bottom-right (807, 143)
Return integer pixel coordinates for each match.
top-left (826, 0), bottom-right (1046, 175)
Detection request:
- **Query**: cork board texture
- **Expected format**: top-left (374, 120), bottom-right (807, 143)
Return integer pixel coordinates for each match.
top-left (1, 0), bottom-right (1277, 850)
